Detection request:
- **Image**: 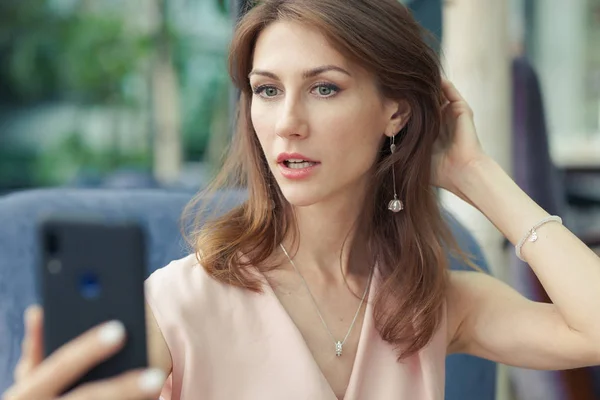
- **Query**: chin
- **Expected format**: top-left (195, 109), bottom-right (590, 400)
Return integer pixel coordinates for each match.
top-left (278, 186), bottom-right (326, 208)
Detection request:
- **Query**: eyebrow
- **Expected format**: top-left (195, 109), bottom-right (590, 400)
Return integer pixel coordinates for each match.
top-left (248, 65), bottom-right (351, 80)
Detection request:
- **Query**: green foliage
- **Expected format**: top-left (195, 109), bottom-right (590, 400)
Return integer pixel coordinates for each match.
top-left (0, 0), bottom-right (233, 189)
top-left (0, 146), bottom-right (38, 188)
top-left (33, 130), bottom-right (151, 185)
top-left (58, 14), bottom-right (153, 104)
top-left (0, 1), bottom-right (152, 105)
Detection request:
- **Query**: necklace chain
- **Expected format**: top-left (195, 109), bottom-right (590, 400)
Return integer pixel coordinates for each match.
top-left (279, 243), bottom-right (373, 357)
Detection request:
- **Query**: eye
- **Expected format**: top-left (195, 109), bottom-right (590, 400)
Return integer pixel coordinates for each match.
top-left (310, 83), bottom-right (340, 98)
top-left (253, 85), bottom-right (281, 99)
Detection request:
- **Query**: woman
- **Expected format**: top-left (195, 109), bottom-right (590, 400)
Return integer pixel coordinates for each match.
top-left (5, 0), bottom-right (600, 399)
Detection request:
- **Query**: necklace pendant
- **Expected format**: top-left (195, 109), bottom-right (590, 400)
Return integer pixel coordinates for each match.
top-left (335, 341), bottom-right (343, 357)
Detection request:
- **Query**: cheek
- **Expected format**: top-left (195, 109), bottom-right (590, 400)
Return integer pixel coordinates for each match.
top-left (251, 102), bottom-right (273, 145)
top-left (320, 105), bottom-right (384, 161)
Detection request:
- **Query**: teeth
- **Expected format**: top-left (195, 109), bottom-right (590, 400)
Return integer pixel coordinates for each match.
top-left (285, 161), bottom-right (315, 169)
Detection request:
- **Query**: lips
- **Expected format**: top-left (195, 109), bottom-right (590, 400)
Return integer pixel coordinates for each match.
top-left (276, 152), bottom-right (320, 180)
top-left (276, 152), bottom-right (319, 164)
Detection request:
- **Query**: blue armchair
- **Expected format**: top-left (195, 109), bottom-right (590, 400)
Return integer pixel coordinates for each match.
top-left (0, 188), bottom-right (497, 398)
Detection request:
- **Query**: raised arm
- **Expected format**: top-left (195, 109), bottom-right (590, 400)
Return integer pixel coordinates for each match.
top-left (436, 80), bottom-right (600, 369)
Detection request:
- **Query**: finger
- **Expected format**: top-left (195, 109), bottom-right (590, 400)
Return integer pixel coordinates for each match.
top-left (59, 368), bottom-right (166, 400)
top-left (7, 320), bottom-right (126, 399)
top-left (14, 306), bottom-right (44, 382)
top-left (26, 306), bottom-right (44, 366)
top-left (441, 79), bottom-right (466, 103)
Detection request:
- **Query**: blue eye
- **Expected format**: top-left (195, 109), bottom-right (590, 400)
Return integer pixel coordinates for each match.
top-left (252, 83), bottom-right (340, 99)
top-left (253, 85), bottom-right (280, 98)
top-left (311, 83), bottom-right (339, 97)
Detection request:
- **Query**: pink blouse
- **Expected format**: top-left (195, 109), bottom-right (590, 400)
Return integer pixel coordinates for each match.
top-left (145, 254), bottom-right (447, 399)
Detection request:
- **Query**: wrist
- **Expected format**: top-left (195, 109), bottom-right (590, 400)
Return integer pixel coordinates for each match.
top-left (451, 154), bottom-right (498, 195)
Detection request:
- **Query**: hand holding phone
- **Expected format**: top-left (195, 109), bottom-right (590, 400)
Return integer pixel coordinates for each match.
top-left (2, 305), bottom-right (166, 399)
top-left (1, 216), bottom-right (165, 398)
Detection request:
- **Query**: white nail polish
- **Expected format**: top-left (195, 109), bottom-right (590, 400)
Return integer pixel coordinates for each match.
top-left (139, 368), bottom-right (166, 392)
top-left (98, 321), bottom-right (125, 345)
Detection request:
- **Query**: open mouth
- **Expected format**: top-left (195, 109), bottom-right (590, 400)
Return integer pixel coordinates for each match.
top-left (282, 159), bottom-right (319, 169)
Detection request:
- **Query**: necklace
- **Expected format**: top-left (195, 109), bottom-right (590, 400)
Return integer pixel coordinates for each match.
top-left (279, 243), bottom-right (373, 357)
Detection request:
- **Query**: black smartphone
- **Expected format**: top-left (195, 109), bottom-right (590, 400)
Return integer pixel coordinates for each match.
top-left (38, 216), bottom-right (148, 391)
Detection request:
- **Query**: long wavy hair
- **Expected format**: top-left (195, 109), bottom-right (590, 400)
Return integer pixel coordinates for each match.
top-left (184, 0), bottom-right (465, 359)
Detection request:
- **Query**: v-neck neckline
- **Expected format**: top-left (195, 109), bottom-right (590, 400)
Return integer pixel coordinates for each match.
top-left (260, 267), bottom-right (378, 400)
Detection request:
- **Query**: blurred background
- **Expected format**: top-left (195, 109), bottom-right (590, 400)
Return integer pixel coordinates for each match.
top-left (0, 0), bottom-right (232, 192)
top-left (1, 0), bottom-right (599, 399)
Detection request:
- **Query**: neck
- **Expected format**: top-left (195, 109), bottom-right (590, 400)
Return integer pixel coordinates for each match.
top-left (281, 188), bottom-right (373, 282)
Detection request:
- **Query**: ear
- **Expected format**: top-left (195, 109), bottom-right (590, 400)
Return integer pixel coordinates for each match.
top-left (383, 99), bottom-right (411, 138)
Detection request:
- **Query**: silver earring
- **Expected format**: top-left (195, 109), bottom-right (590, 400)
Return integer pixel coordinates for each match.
top-left (387, 135), bottom-right (404, 213)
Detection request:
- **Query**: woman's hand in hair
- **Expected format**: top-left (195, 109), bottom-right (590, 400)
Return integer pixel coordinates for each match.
top-left (431, 79), bottom-right (487, 198)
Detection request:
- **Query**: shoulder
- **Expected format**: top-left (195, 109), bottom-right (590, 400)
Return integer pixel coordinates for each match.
top-left (144, 254), bottom-right (219, 336)
top-left (144, 253), bottom-right (262, 323)
top-left (146, 253), bottom-right (203, 285)
top-left (143, 254), bottom-right (233, 376)
top-left (145, 254), bottom-right (218, 302)
top-left (143, 254), bottom-right (205, 377)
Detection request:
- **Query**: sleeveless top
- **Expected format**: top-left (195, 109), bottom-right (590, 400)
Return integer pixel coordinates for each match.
top-left (145, 254), bottom-right (447, 400)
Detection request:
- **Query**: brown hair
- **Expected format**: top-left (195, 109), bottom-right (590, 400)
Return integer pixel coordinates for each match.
top-left (185, 0), bottom-right (463, 359)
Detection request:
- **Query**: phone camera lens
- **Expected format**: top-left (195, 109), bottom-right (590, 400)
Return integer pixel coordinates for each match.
top-left (79, 273), bottom-right (101, 299)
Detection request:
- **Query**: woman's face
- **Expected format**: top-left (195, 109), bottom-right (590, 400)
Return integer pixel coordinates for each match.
top-left (250, 21), bottom-right (405, 208)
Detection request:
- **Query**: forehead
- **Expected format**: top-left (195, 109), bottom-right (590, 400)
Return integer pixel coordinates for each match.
top-left (252, 20), bottom-right (352, 73)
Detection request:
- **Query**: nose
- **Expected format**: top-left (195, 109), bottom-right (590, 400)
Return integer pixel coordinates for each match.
top-left (275, 95), bottom-right (309, 140)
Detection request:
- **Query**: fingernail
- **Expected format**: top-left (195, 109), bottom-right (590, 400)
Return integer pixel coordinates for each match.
top-left (138, 368), bottom-right (166, 392)
top-left (24, 306), bottom-right (39, 324)
top-left (98, 321), bottom-right (125, 345)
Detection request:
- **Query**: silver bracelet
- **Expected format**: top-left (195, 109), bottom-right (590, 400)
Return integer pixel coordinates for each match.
top-left (515, 215), bottom-right (563, 262)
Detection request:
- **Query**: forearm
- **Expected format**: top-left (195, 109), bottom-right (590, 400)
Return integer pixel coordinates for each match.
top-left (454, 156), bottom-right (600, 339)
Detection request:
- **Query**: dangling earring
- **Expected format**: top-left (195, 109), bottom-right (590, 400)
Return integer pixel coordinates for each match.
top-left (387, 135), bottom-right (404, 213)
